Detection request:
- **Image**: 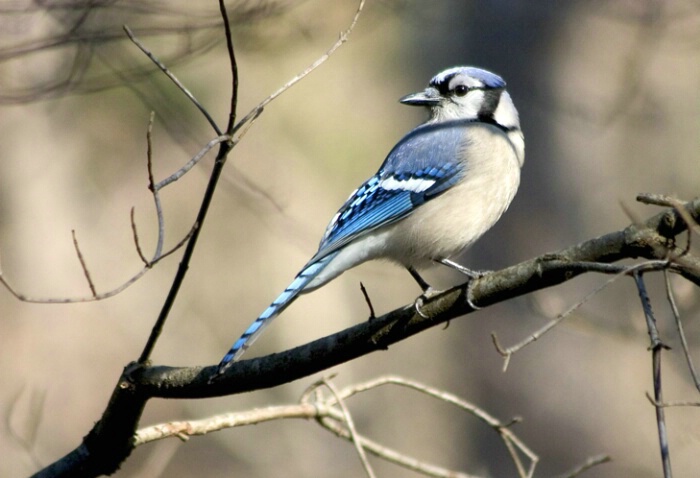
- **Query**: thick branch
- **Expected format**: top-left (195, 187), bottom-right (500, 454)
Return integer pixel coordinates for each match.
top-left (33, 198), bottom-right (700, 477)
top-left (141, 197), bottom-right (700, 398)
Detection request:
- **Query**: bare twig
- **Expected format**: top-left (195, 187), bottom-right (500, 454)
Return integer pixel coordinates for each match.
top-left (135, 403), bottom-right (322, 444)
top-left (131, 207), bottom-right (149, 266)
top-left (637, 193), bottom-right (678, 208)
top-left (219, 0), bottom-right (238, 134)
top-left (645, 392), bottom-right (700, 408)
top-left (123, 25), bottom-right (222, 136)
top-left (491, 260), bottom-right (670, 371)
top-left (145, 110), bottom-right (165, 260)
top-left (359, 282), bottom-right (376, 319)
top-left (137, 0), bottom-right (366, 366)
top-left (317, 377), bottom-right (376, 478)
top-left (139, 375), bottom-right (531, 478)
top-left (230, 0), bottom-right (366, 143)
top-left (555, 454), bottom-right (612, 478)
top-left (135, 1), bottom-right (239, 366)
top-left (0, 268), bottom-right (148, 304)
top-left (0, 109), bottom-right (220, 303)
top-left (0, 222), bottom-right (197, 304)
top-left (155, 222), bottom-right (199, 262)
top-left (328, 376), bottom-right (538, 478)
top-left (664, 270), bottom-right (700, 392)
top-left (637, 193), bottom-right (700, 234)
top-left (154, 135), bottom-right (230, 190)
top-left (137, 401), bottom-right (476, 478)
top-left (71, 229), bottom-right (97, 297)
top-left (315, 414), bottom-right (478, 478)
top-left (633, 272), bottom-right (672, 478)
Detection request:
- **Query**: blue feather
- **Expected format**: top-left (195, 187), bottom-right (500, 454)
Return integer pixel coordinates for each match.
top-left (215, 252), bottom-right (338, 373)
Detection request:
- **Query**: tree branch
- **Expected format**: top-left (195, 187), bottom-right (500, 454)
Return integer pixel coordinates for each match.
top-left (141, 197), bottom-right (700, 399)
top-left (31, 197), bottom-right (699, 477)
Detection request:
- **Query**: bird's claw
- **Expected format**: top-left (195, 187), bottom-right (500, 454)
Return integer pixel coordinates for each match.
top-left (414, 287), bottom-right (444, 318)
top-left (465, 277), bottom-right (481, 310)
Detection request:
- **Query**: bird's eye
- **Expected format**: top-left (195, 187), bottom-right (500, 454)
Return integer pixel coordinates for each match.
top-left (454, 84), bottom-right (469, 97)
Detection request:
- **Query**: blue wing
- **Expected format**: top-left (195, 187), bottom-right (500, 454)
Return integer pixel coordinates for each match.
top-left (312, 120), bottom-right (470, 261)
top-left (213, 120), bottom-right (472, 377)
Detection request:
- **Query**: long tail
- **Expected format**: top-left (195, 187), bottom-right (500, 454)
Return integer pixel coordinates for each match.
top-left (215, 254), bottom-right (336, 377)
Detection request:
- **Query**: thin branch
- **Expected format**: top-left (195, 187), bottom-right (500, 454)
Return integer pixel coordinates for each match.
top-left (154, 135), bottom-right (230, 190)
top-left (3, 0), bottom-right (366, 360)
top-left (136, 403), bottom-right (475, 478)
top-left (0, 267), bottom-right (147, 304)
top-left (71, 229), bottom-right (97, 297)
top-left (1, 0), bottom-right (363, 307)
top-left (135, 403), bottom-right (321, 444)
top-left (637, 193), bottom-right (700, 239)
top-left (491, 260), bottom-right (670, 371)
top-left (317, 377), bottom-right (376, 478)
top-left (359, 282), bottom-right (376, 320)
top-left (123, 25), bottom-right (222, 136)
top-left (633, 272), bottom-right (672, 478)
top-left (154, 222), bottom-right (199, 262)
top-left (316, 414), bottom-right (479, 478)
top-left (131, 207), bottom-right (149, 266)
top-left (219, 0), bottom-right (238, 134)
top-left (664, 270), bottom-right (700, 392)
top-left (328, 376), bottom-right (537, 478)
top-left (138, 0), bottom-right (367, 365)
top-left (230, 0), bottom-right (366, 142)
top-left (145, 110), bottom-right (165, 260)
top-left (135, 0), bottom-right (245, 367)
top-left (135, 375), bottom-right (481, 478)
top-left (555, 454), bottom-right (612, 478)
top-left (0, 223), bottom-right (197, 304)
top-left (645, 392), bottom-right (700, 408)
top-left (0, 109), bottom-right (217, 303)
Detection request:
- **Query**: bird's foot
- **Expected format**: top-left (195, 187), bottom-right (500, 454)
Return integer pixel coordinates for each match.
top-left (414, 286), bottom-right (445, 318)
top-left (465, 278), bottom-right (481, 310)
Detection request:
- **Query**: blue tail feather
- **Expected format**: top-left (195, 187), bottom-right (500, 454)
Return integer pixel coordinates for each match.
top-left (215, 254), bottom-right (336, 376)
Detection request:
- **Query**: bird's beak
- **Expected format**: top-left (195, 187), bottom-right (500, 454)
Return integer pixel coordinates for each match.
top-left (399, 87), bottom-right (440, 106)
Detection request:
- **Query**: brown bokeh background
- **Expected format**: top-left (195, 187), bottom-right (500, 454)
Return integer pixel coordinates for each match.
top-left (2, 1), bottom-right (700, 476)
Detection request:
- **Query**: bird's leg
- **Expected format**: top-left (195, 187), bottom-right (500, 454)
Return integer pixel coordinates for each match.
top-left (407, 266), bottom-right (432, 293)
top-left (435, 258), bottom-right (485, 310)
top-left (436, 258), bottom-right (490, 279)
top-left (407, 266), bottom-right (444, 318)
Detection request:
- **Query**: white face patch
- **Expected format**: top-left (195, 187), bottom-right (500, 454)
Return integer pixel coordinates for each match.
top-left (379, 176), bottom-right (436, 193)
top-left (492, 91), bottom-right (520, 130)
top-left (436, 89), bottom-right (484, 121)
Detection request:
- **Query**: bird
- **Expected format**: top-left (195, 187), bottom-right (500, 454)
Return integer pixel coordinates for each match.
top-left (214, 66), bottom-right (524, 377)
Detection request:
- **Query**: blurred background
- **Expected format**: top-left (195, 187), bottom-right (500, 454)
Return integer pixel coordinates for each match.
top-left (1, 0), bottom-right (700, 476)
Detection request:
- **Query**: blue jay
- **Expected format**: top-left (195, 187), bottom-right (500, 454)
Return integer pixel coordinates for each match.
top-left (215, 66), bottom-right (524, 376)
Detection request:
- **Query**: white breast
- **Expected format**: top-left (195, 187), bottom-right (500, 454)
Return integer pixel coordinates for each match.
top-left (381, 122), bottom-right (522, 267)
